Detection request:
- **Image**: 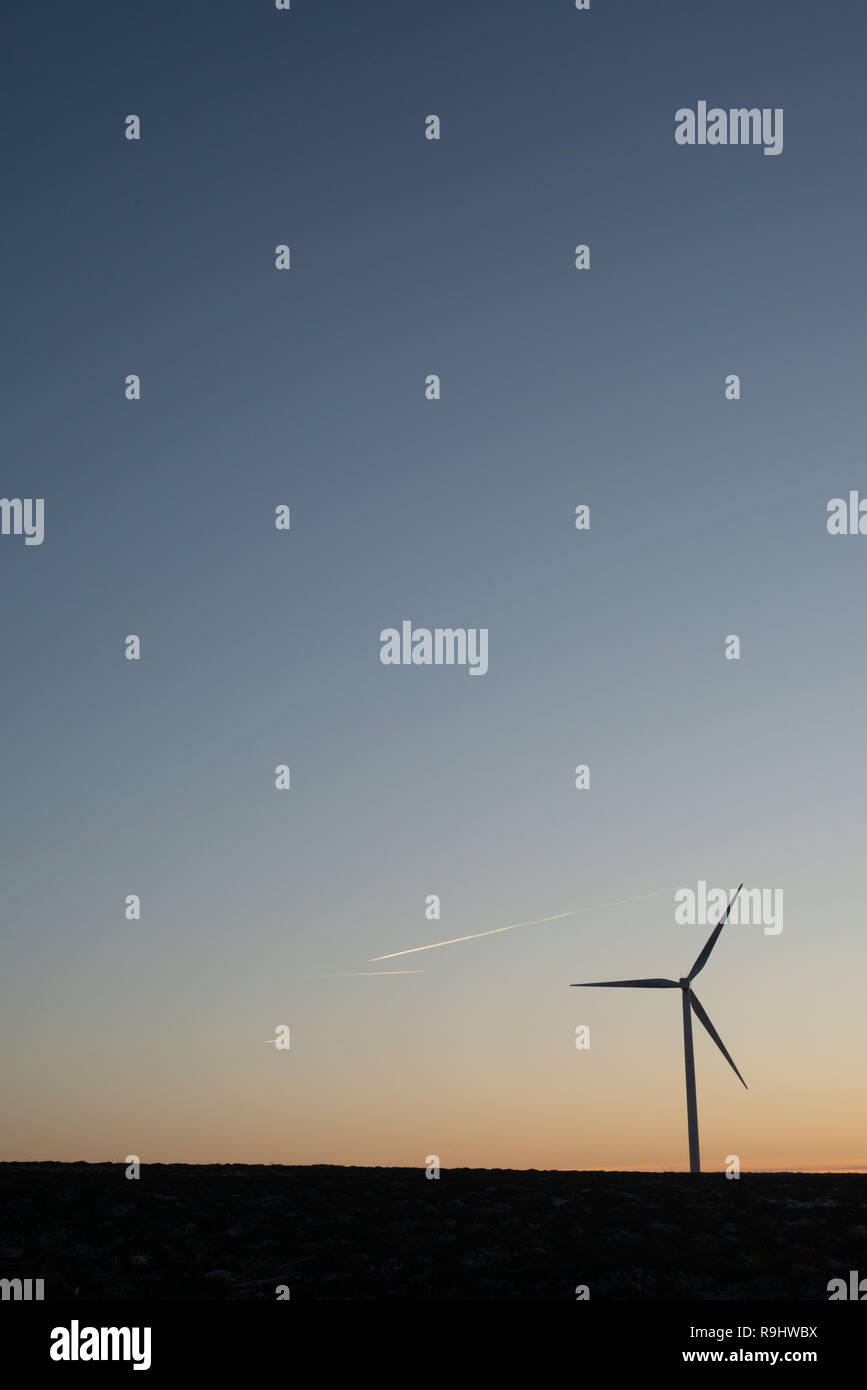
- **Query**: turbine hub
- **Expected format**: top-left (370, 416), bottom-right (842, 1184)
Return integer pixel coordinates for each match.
top-left (679, 977), bottom-right (690, 989)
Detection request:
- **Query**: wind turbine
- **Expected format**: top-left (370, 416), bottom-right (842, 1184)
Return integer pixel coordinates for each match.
top-left (571, 884), bottom-right (746, 1173)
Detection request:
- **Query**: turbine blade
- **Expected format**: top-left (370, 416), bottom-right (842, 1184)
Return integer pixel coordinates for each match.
top-left (689, 991), bottom-right (748, 1089)
top-left (688, 883), bottom-right (743, 981)
top-left (571, 978), bottom-right (679, 988)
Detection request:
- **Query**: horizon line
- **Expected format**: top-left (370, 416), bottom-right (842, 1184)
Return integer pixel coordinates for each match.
top-left (1, 1159), bottom-right (864, 1174)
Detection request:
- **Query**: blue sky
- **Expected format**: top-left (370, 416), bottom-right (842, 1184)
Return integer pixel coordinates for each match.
top-left (2, 0), bottom-right (865, 1169)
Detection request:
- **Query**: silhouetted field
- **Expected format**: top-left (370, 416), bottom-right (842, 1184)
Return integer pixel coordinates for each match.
top-left (1, 1164), bottom-right (864, 1300)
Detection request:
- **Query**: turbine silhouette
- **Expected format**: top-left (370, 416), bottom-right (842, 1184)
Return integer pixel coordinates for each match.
top-left (571, 883), bottom-right (746, 1173)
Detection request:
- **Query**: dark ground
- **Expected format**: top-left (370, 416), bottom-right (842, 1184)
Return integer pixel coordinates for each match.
top-left (0, 1164), bottom-right (864, 1300)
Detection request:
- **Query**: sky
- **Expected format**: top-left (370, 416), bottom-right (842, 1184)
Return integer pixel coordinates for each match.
top-left (2, 0), bottom-right (866, 1172)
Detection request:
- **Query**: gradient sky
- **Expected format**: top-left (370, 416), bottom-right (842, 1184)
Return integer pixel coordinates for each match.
top-left (2, 0), bottom-right (866, 1171)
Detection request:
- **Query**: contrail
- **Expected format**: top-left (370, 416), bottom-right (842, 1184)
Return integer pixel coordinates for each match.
top-left (369, 888), bottom-right (676, 961)
top-left (321, 970), bottom-right (425, 976)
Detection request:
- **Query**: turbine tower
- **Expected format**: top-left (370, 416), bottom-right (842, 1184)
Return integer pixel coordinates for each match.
top-left (571, 884), bottom-right (746, 1173)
